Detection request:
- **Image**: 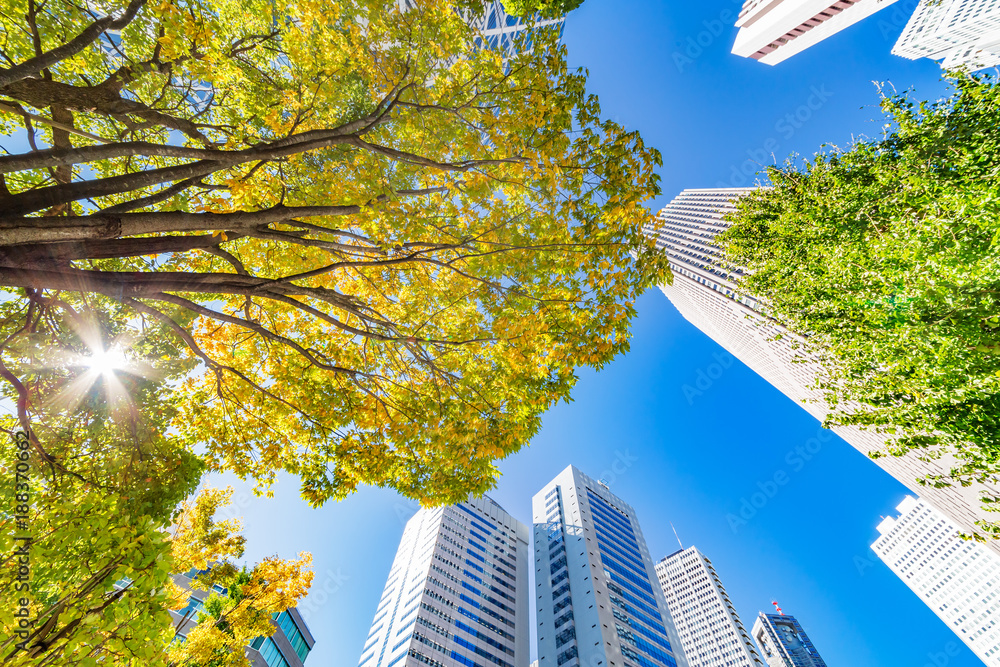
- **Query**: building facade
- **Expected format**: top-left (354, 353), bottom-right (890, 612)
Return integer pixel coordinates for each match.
top-left (170, 569), bottom-right (315, 667)
top-left (732, 0), bottom-right (900, 65)
top-left (533, 465), bottom-right (688, 667)
top-left (655, 547), bottom-right (763, 667)
top-left (395, 0), bottom-right (565, 58)
top-left (872, 495), bottom-right (1000, 665)
top-left (358, 496), bottom-right (530, 667)
top-left (466, 1), bottom-right (566, 57)
top-left (892, 0), bottom-right (1000, 70)
top-left (750, 613), bottom-right (826, 667)
top-left (642, 187), bottom-right (1000, 555)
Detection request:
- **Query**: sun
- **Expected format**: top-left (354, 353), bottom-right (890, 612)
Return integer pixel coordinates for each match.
top-left (84, 346), bottom-right (130, 377)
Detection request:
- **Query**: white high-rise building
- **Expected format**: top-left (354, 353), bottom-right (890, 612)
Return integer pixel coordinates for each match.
top-left (731, 0), bottom-right (901, 64)
top-left (872, 495), bottom-right (1000, 665)
top-left (655, 547), bottom-right (763, 667)
top-left (642, 188), bottom-right (1000, 555)
top-left (358, 496), bottom-right (530, 667)
top-left (750, 613), bottom-right (827, 667)
top-left (533, 465), bottom-right (689, 667)
top-left (892, 0), bottom-right (1000, 70)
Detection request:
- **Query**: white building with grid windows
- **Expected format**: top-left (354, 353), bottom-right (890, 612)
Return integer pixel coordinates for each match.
top-left (892, 0), bottom-right (1000, 70)
top-left (642, 188), bottom-right (1000, 556)
top-left (655, 547), bottom-right (763, 667)
top-left (731, 0), bottom-right (901, 65)
top-left (872, 495), bottom-right (1000, 665)
top-left (358, 496), bottom-right (530, 667)
top-left (534, 465), bottom-right (688, 667)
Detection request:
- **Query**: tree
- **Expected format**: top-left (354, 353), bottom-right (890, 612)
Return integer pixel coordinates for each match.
top-left (166, 488), bottom-right (313, 667)
top-left (0, 475), bottom-right (312, 666)
top-left (0, 292), bottom-right (310, 664)
top-left (718, 74), bottom-right (1000, 527)
top-left (502, 0), bottom-right (585, 19)
top-left (0, 0), bottom-right (666, 506)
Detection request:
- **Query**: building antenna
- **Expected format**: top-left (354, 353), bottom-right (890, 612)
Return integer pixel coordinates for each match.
top-left (670, 522), bottom-right (683, 549)
top-left (772, 600), bottom-right (784, 616)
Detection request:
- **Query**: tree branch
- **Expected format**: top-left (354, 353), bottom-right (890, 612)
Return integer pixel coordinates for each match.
top-left (0, 0), bottom-right (148, 88)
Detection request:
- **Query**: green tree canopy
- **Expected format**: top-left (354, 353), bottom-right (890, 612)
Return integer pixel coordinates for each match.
top-left (0, 0), bottom-right (666, 506)
top-left (719, 74), bottom-right (1000, 526)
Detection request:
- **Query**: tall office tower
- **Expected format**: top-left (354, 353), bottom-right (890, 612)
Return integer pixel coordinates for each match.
top-left (655, 548), bottom-right (763, 667)
top-left (892, 0), bottom-right (1000, 70)
top-left (533, 465), bottom-right (688, 667)
top-left (358, 496), bottom-right (530, 667)
top-left (871, 495), bottom-right (1000, 665)
top-left (642, 187), bottom-right (1000, 555)
top-left (394, 1), bottom-right (565, 58)
top-left (750, 613), bottom-right (826, 667)
top-left (466, 1), bottom-right (566, 57)
top-left (170, 568), bottom-right (315, 667)
top-left (731, 0), bottom-right (900, 65)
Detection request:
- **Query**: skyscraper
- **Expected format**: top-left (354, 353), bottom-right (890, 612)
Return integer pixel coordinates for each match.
top-left (533, 465), bottom-right (688, 667)
top-left (731, 0), bottom-right (901, 65)
top-left (170, 568), bottom-right (315, 667)
top-left (642, 187), bottom-right (1000, 555)
top-left (871, 495), bottom-right (1000, 665)
top-left (750, 613), bottom-right (826, 667)
top-left (466, 1), bottom-right (566, 57)
top-left (655, 547), bottom-right (763, 667)
top-left (395, 0), bottom-right (566, 58)
top-left (358, 496), bottom-right (530, 667)
top-left (892, 0), bottom-right (1000, 70)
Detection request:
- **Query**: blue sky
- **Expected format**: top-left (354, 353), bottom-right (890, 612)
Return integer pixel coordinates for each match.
top-left (221, 2), bottom-right (979, 666)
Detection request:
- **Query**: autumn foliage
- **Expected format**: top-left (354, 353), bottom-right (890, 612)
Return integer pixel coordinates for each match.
top-left (0, 0), bottom-right (664, 662)
top-left (0, 0), bottom-right (666, 505)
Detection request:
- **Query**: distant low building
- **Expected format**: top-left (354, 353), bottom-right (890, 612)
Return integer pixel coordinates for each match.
top-left (872, 495), bottom-right (1000, 666)
top-left (751, 612), bottom-right (827, 667)
top-left (892, 0), bottom-right (1000, 70)
top-left (732, 0), bottom-right (901, 65)
top-left (170, 568), bottom-right (315, 667)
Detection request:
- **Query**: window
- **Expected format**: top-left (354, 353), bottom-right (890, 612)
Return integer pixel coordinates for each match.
top-left (555, 627), bottom-right (576, 648)
top-left (275, 611), bottom-right (310, 662)
top-left (250, 637), bottom-right (291, 667)
top-left (174, 596), bottom-right (205, 620)
top-left (557, 646), bottom-right (578, 666)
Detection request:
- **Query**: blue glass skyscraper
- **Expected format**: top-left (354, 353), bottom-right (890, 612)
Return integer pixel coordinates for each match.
top-left (533, 466), bottom-right (688, 667)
